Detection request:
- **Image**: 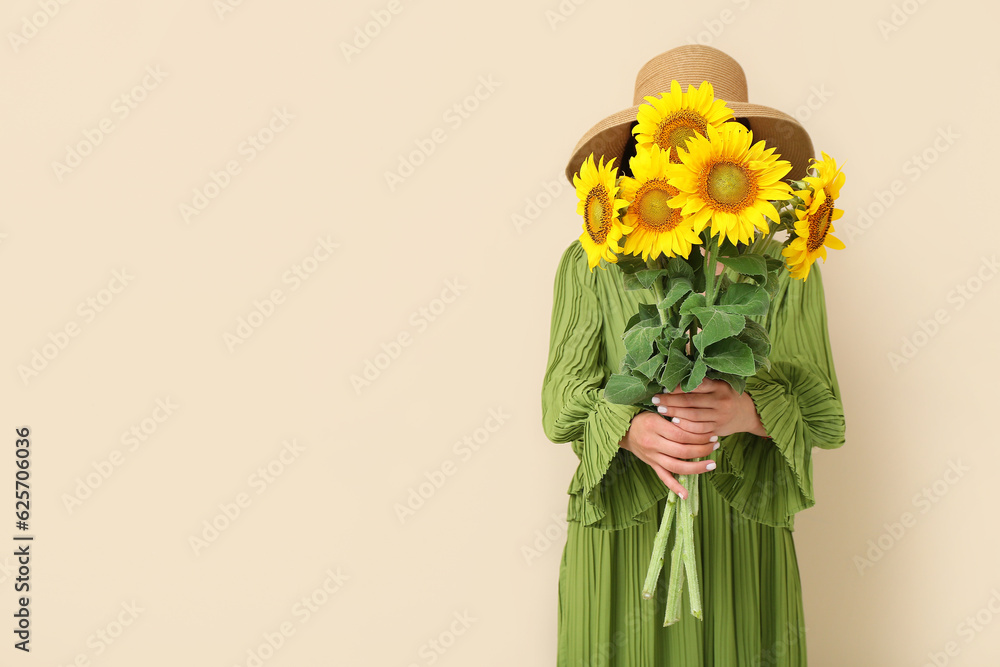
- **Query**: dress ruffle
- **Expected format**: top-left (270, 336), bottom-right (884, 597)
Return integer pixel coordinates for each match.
top-left (708, 355), bottom-right (846, 529)
top-left (541, 241), bottom-right (672, 531)
top-left (561, 395), bottom-right (672, 530)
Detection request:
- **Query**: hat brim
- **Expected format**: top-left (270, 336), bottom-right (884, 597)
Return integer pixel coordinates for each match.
top-left (564, 101), bottom-right (814, 184)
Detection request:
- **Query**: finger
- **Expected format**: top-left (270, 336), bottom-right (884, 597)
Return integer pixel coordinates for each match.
top-left (648, 461), bottom-right (688, 499)
top-left (654, 403), bottom-right (715, 421)
top-left (646, 417), bottom-right (716, 444)
top-left (666, 378), bottom-right (716, 394)
top-left (662, 418), bottom-right (717, 441)
top-left (653, 392), bottom-right (714, 411)
top-left (653, 452), bottom-right (716, 476)
top-left (659, 439), bottom-right (718, 461)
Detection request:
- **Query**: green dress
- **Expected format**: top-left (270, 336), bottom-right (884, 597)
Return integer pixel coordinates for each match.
top-left (540, 238), bottom-right (846, 666)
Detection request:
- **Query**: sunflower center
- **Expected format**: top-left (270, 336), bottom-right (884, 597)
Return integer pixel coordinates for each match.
top-left (656, 110), bottom-right (707, 157)
top-left (585, 185), bottom-right (611, 243)
top-left (707, 162), bottom-right (752, 206)
top-left (807, 193), bottom-right (835, 252)
top-left (636, 181), bottom-right (680, 230)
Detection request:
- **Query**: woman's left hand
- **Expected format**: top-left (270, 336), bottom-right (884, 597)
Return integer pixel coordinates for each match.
top-left (651, 378), bottom-right (770, 439)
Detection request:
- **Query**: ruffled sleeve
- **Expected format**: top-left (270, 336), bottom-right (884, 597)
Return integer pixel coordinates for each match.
top-left (708, 259), bottom-right (847, 530)
top-left (540, 240), bottom-right (671, 531)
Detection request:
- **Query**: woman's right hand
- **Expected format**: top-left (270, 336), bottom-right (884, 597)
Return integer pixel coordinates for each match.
top-left (619, 410), bottom-right (719, 499)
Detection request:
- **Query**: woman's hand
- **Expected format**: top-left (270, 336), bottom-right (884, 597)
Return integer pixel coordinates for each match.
top-left (619, 410), bottom-right (719, 499)
top-left (652, 378), bottom-right (769, 439)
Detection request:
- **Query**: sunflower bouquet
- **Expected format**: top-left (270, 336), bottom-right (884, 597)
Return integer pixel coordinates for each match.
top-left (569, 80), bottom-right (846, 626)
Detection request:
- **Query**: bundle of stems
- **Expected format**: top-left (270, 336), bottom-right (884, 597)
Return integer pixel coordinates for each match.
top-left (638, 232), bottom-right (727, 626)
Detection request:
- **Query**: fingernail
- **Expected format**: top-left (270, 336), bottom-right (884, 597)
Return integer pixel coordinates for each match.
top-left (706, 462), bottom-right (716, 471)
top-left (709, 435), bottom-right (718, 442)
top-left (713, 442), bottom-right (720, 451)
top-left (657, 406), bottom-right (668, 414)
top-left (671, 417), bottom-right (680, 423)
top-left (651, 396), bottom-right (660, 405)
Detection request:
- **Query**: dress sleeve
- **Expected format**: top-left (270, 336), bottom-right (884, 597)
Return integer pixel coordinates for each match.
top-left (707, 261), bottom-right (847, 530)
top-left (540, 240), bottom-right (671, 531)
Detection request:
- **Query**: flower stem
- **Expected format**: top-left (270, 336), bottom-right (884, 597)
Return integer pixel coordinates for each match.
top-left (663, 482), bottom-right (688, 626)
top-left (703, 234), bottom-right (714, 305)
top-left (647, 255), bottom-right (669, 326)
top-left (704, 234), bottom-right (723, 307)
top-left (691, 461), bottom-right (700, 517)
top-left (681, 493), bottom-right (703, 619)
top-left (642, 493), bottom-right (677, 600)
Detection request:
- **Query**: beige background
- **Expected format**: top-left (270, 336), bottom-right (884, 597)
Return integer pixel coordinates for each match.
top-left (1, 0), bottom-right (998, 664)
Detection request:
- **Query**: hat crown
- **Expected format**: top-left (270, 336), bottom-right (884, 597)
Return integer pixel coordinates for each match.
top-left (563, 45), bottom-right (813, 185)
top-left (633, 45), bottom-right (749, 106)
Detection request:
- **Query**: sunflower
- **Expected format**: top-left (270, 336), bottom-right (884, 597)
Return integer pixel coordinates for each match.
top-left (665, 122), bottom-right (794, 247)
top-left (782, 152), bottom-right (846, 280)
top-left (634, 80), bottom-right (734, 162)
top-left (618, 144), bottom-right (702, 261)
top-left (573, 153), bottom-right (632, 270)
top-left (801, 151), bottom-right (846, 201)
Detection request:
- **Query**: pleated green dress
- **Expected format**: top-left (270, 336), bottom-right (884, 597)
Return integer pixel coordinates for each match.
top-left (540, 237), bottom-right (846, 666)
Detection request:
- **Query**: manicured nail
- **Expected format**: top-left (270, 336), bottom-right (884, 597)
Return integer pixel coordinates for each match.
top-left (706, 462), bottom-right (716, 471)
top-left (671, 417), bottom-right (680, 423)
top-left (657, 406), bottom-right (668, 414)
top-left (651, 396), bottom-right (660, 405)
top-left (713, 442), bottom-right (720, 451)
top-left (709, 435), bottom-right (718, 442)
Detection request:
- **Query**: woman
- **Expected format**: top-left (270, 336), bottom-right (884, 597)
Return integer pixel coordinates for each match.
top-left (540, 45), bottom-right (846, 665)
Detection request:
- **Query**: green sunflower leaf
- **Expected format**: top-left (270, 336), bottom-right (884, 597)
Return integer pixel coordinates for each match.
top-left (688, 254), bottom-right (707, 293)
top-left (634, 353), bottom-right (666, 383)
top-left (635, 268), bottom-right (672, 289)
top-left (623, 325), bottom-right (661, 366)
top-left (604, 372), bottom-right (656, 405)
top-left (717, 254), bottom-right (768, 285)
top-left (706, 368), bottom-right (748, 395)
top-left (754, 354), bottom-right (772, 373)
top-left (655, 327), bottom-right (684, 354)
top-left (638, 302), bottom-right (661, 321)
top-left (624, 310), bottom-right (642, 333)
top-left (763, 266), bottom-right (782, 298)
top-left (660, 338), bottom-right (692, 393)
top-left (717, 238), bottom-right (740, 255)
top-left (668, 256), bottom-right (695, 280)
top-left (702, 338), bottom-right (756, 376)
top-left (737, 318), bottom-right (771, 358)
top-left (681, 355), bottom-right (708, 392)
top-left (625, 302), bottom-right (662, 332)
top-left (679, 292), bottom-right (707, 314)
top-left (623, 272), bottom-right (646, 291)
top-left (717, 283), bottom-right (770, 316)
top-left (659, 277), bottom-right (693, 311)
top-left (615, 254), bottom-right (648, 275)
top-left (765, 257), bottom-right (785, 274)
top-left (690, 306), bottom-right (746, 352)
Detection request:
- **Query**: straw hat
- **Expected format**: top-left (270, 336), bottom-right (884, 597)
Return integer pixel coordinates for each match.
top-left (564, 45), bottom-right (814, 185)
